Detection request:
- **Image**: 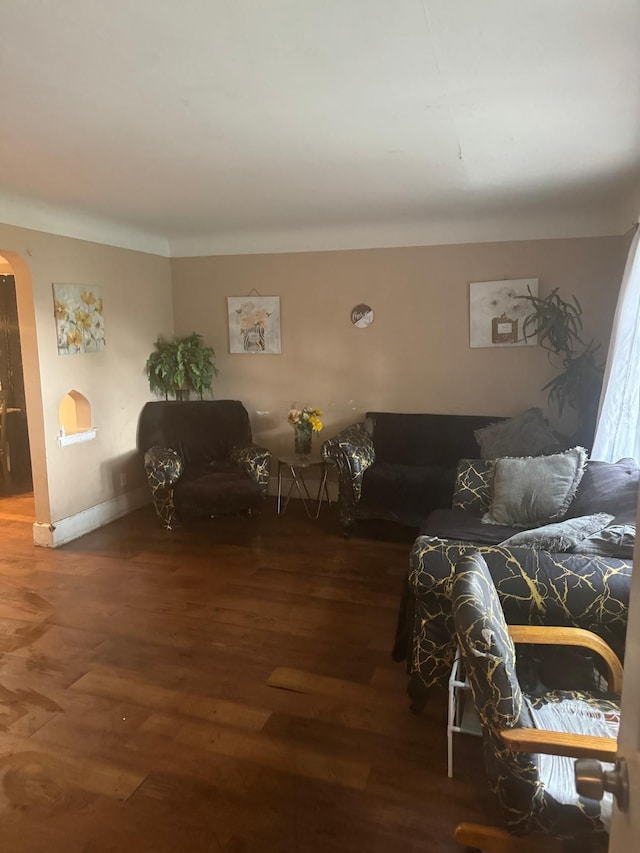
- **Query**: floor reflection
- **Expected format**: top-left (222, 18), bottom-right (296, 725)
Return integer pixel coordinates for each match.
top-left (0, 490), bottom-right (35, 522)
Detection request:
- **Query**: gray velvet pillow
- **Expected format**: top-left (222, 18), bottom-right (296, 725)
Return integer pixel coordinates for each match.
top-left (499, 513), bottom-right (614, 551)
top-left (572, 524), bottom-right (636, 558)
top-left (474, 407), bottom-right (560, 460)
top-left (482, 447), bottom-right (588, 527)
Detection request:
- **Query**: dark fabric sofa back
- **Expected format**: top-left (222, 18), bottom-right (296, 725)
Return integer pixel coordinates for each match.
top-left (138, 400), bottom-right (252, 467)
top-left (565, 457), bottom-right (640, 525)
top-left (366, 412), bottom-right (503, 466)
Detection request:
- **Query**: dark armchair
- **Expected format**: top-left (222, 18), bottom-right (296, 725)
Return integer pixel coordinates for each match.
top-left (138, 400), bottom-right (271, 529)
top-left (451, 550), bottom-right (621, 851)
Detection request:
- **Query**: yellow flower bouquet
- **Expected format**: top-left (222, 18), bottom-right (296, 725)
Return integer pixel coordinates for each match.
top-left (288, 405), bottom-right (323, 455)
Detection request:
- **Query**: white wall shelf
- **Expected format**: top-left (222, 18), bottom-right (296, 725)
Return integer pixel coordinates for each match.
top-left (57, 428), bottom-right (97, 447)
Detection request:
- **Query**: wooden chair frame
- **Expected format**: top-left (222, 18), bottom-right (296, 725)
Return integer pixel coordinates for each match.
top-left (454, 623), bottom-right (622, 853)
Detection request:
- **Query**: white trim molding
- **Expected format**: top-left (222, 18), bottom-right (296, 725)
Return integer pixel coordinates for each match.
top-left (168, 207), bottom-right (622, 258)
top-left (32, 486), bottom-right (150, 548)
top-left (0, 191), bottom-right (170, 257)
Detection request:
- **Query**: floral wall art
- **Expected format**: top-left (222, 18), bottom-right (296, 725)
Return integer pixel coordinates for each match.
top-left (469, 278), bottom-right (538, 348)
top-left (53, 283), bottom-right (106, 355)
top-left (227, 296), bottom-right (281, 354)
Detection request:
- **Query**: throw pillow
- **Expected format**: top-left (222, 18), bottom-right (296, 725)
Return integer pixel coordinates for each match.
top-left (482, 446), bottom-right (588, 527)
top-left (499, 513), bottom-right (614, 551)
top-left (451, 459), bottom-right (495, 514)
top-left (474, 407), bottom-right (560, 460)
top-left (572, 524), bottom-right (636, 559)
top-left (563, 457), bottom-right (640, 525)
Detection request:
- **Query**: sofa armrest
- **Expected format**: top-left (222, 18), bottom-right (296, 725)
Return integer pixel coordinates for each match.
top-left (321, 423), bottom-right (376, 534)
top-left (401, 537), bottom-right (632, 695)
top-left (143, 446), bottom-right (183, 529)
top-left (144, 446), bottom-right (183, 486)
top-left (231, 442), bottom-right (271, 496)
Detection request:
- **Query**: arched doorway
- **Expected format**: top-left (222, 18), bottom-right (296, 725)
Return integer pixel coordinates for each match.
top-left (0, 260), bottom-right (31, 490)
top-left (0, 251), bottom-right (50, 538)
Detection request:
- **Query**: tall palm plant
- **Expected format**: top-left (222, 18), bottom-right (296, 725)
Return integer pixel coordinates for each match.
top-left (519, 288), bottom-right (604, 445)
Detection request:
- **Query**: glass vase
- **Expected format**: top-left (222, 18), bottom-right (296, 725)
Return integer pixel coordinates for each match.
top-left (294, 424), bottom-right (313, 455)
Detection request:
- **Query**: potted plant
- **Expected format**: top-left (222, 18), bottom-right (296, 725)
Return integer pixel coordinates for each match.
top-left (145, 333), bottom-right (218, 400)
top-left (519, 287), bottom-right (604, 445)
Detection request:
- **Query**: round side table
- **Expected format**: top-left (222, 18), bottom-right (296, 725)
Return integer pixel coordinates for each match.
top-left (277, 454), bottom-right (331, 519)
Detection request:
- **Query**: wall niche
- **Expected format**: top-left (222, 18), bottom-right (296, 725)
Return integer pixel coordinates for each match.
top-left (58, 390), bottom-right (97, 446)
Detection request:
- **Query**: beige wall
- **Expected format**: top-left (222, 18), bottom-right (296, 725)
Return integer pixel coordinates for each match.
top-left (171, 236), bottom-right (626, 458)
top-left (0, 224), bottom-right (173, 526)
top-left (0, 226), bottom-right (627, 535)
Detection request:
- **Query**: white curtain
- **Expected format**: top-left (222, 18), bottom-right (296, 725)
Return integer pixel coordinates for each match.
top-left (591, 225), bottom-right (640, 462)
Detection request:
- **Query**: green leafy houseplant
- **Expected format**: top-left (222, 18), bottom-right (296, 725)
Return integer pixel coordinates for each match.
top-left (519, 287), bottom-right (604, 444)
top-left (145, 333), bottom-right (218, 400)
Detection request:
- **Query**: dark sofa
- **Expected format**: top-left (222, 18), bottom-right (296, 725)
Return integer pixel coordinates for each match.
top-left (393, 456), bottom-right (639, 709)
top-left (138, 400), bottom-right (271, 529)
top-left (320, 412), bottom-right (506, 535)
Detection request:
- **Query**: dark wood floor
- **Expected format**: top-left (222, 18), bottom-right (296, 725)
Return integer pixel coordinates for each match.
top-left (0, 495), bottom-right (495, 852)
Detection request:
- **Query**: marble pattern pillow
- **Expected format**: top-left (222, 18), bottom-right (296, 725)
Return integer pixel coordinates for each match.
top-left (482, 447), bottom-right (588, 527)
top-left (451, 459), bottom-right (495, 514)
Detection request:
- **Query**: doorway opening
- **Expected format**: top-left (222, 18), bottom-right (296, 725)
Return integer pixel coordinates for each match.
top-left (0, 252), bottom-right (40, 527)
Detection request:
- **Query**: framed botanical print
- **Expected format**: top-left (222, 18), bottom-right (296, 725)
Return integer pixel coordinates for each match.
top-left (469, 278), bottom-right (538, 348)
top-left (227, 296), bottom-right (281, 354)
top-left (53, 283), bottom-right (106, 355)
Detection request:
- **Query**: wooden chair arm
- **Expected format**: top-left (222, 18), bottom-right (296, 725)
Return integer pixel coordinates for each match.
top-left (508, 625), bottom-right (623, 693)
top-left (455, 822), bottom-right (564, 853)
top-left (501, 728), bottom-right (617, 761)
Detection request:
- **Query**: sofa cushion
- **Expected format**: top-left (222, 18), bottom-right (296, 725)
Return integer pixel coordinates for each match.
top-left (183, 460), bottom-right (237, 478)
top-left (420, 508), bottom-right (521, 544)
top-left (499, 513), bottom-right (614, 552)
top-left (361, 462), bottom-right (456, 523)
top-left (138, 400), bottom-right (253, 465)
top-left (483, 447), bottom-right (587, 527)
top-left (366, 412), bottom-right (502, 466)
top-left (175, 471), bottom-right (263, 518)
top-left (474, 407), bottom-right (560, 460)
top-left (564, 457), bottom-right (640, 525)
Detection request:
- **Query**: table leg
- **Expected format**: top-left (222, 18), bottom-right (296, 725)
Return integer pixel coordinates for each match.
top-left (277, 461), bottom-right (283, 514)
top-left (277, 460), bottom-right (325, 519)
top-left (289, 467), bottom-right (314, 517)
top-left (315, 463), bottom-right (331, 519)
top-left (280, 466), bottom-right (303, 516)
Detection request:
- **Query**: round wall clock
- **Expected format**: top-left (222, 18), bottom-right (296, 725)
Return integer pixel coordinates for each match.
top-left (350, 304), bottom-right (374, 328)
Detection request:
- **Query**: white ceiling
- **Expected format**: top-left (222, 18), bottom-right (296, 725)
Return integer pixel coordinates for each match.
top-left (2, 0), bottom-right (639, 257)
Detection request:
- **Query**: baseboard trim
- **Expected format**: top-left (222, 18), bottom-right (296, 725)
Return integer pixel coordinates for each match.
top-left (33, 487), bottom-right (150, 548)
top-left (31, 477), bottom-right (337, 547)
